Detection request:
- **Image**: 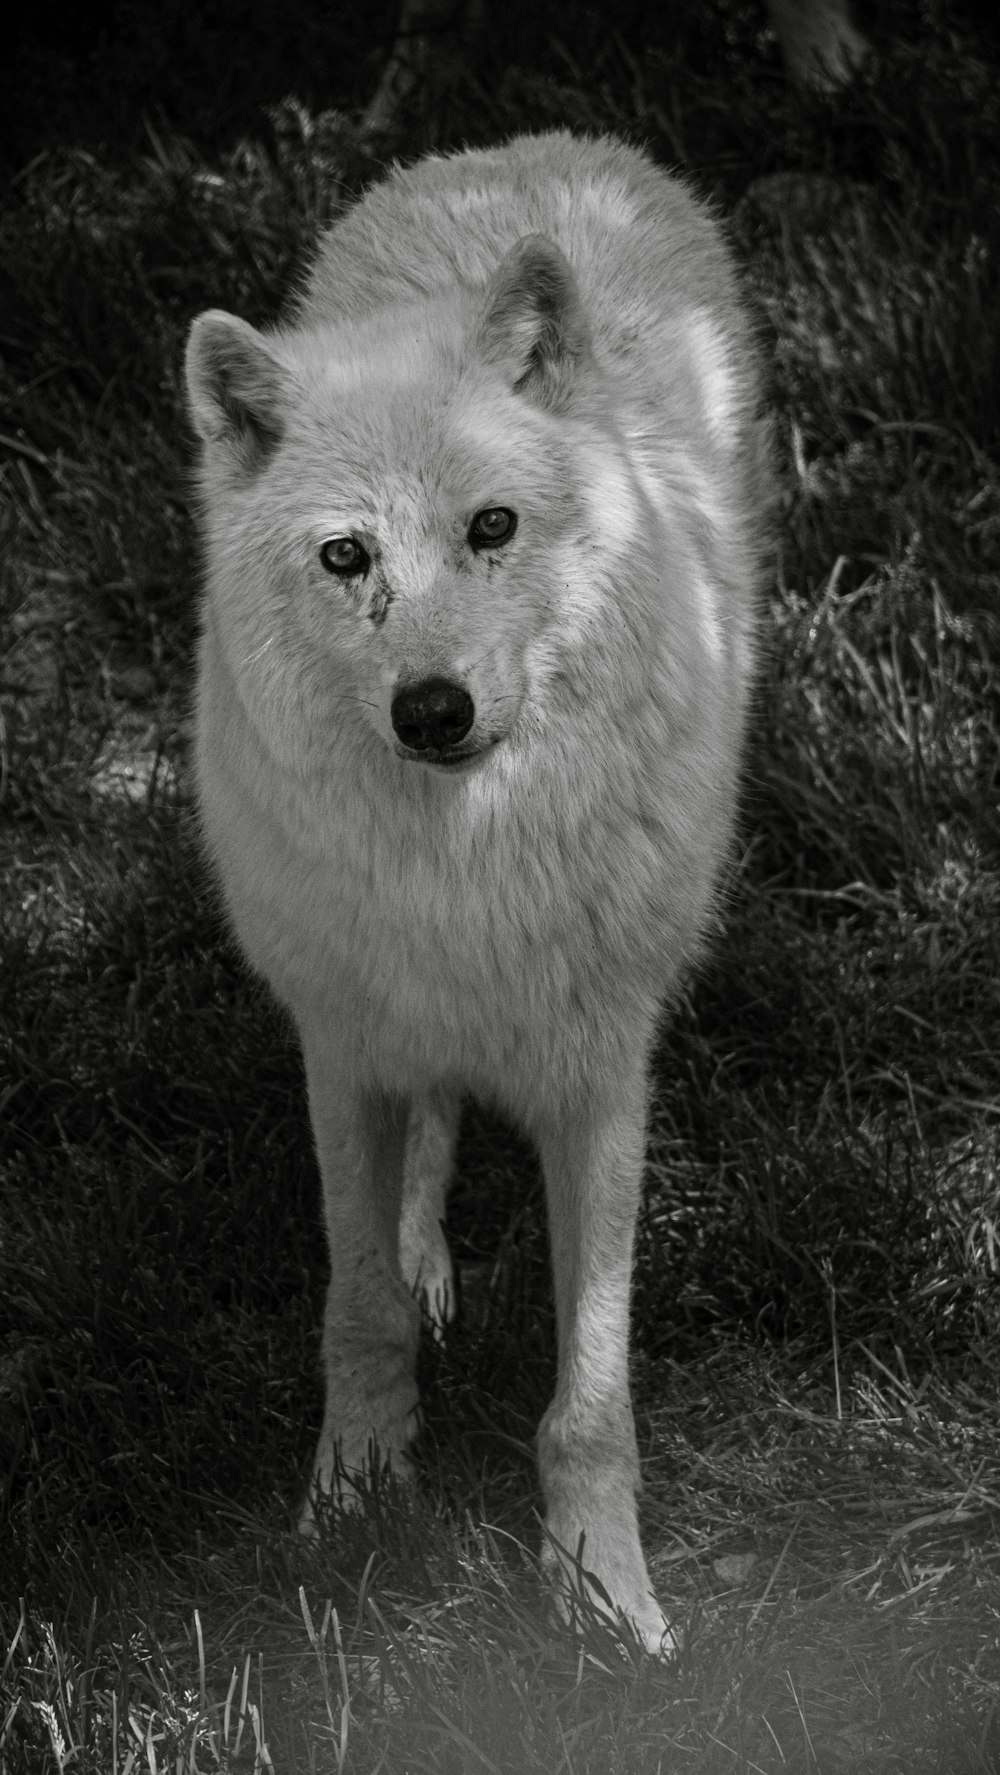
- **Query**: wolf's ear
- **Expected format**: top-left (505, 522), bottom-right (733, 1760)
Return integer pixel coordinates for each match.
top-left (477, 235), bottom-right (593, 411)
top-left (185, 311), bottom-right (291, 472)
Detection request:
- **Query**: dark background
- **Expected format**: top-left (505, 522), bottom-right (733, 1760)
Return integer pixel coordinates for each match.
top-left (9, 0), bottom-right (990, 178)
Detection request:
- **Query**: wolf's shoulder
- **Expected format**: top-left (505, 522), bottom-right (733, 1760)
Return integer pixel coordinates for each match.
top-left (298, 132), bottom-right (728, 330)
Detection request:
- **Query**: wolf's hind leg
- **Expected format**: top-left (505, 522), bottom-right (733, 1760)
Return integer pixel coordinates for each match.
top-left (399, 1093), bottom-right (460, 1333)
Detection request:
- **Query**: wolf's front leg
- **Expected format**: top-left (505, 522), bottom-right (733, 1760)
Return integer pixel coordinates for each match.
top-left (536, 1081), bottom-right (673, 1656)
top-left (296, 1019), bottom-right (421, 1532)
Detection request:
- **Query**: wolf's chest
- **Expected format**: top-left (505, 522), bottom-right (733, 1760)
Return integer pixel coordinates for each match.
top-left (272, 828), bottom-right (599, 1094)
top-left (218, 765), bottom-right (637, 1090)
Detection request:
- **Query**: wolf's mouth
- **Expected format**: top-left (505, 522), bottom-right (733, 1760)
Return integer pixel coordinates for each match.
top-left (403, 740), bottom-right (497, 771)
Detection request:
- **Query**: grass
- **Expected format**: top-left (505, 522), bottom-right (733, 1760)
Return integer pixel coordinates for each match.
top-left (2, 0), bottom-right (1000, 1767)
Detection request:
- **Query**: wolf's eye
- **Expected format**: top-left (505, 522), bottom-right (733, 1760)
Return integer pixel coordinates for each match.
top-left (320, 536), bottom-right (369, 576)
top-left (468, 507), bottom-right (517, 549)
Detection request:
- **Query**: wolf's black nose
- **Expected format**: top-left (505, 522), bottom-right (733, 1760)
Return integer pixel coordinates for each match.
top-left (391, 678), bottom-right (475, 751)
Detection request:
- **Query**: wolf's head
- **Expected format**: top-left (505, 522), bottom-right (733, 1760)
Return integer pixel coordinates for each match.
top-left (185, 236), bottom-right (648, 781)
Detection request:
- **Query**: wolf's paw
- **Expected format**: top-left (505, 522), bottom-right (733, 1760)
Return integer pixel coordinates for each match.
top-left (399, 1096), bottom-right (458, 1337)
top-left (619, 1592), bottom-right (676, 1660)
top-left (298, 1434), bottom-right (416, 1538)
top-left (541, 1515), bottom-right (676, 1660)
top-left (399, 1210), bottom-right (455, 1337)
top-left (549, 1556), bottom-right (676, 1659)
top-left (299, 1371), bottom-right (421, 1538)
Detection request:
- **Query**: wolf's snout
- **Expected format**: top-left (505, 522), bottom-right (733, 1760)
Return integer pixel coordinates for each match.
top-left (391, 678), bottom-right (475, 752)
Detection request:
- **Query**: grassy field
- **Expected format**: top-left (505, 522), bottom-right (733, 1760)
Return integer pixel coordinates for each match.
top-left (2, 1), bottom-right (999, 1768)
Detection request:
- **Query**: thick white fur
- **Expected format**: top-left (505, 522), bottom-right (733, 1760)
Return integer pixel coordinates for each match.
top-left (185, 131), bottom-right (771, 1655)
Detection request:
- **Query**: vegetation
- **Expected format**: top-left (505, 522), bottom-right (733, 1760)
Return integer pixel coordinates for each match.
top-left (2, 2), bottom-right (998, 1767)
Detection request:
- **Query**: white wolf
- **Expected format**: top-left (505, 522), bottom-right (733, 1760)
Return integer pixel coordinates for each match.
top-left (185, 131), bottom-right (771, 1653)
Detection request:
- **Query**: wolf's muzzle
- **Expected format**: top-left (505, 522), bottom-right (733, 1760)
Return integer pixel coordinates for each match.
top-left (391, 677), bottom-right (475, 753)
